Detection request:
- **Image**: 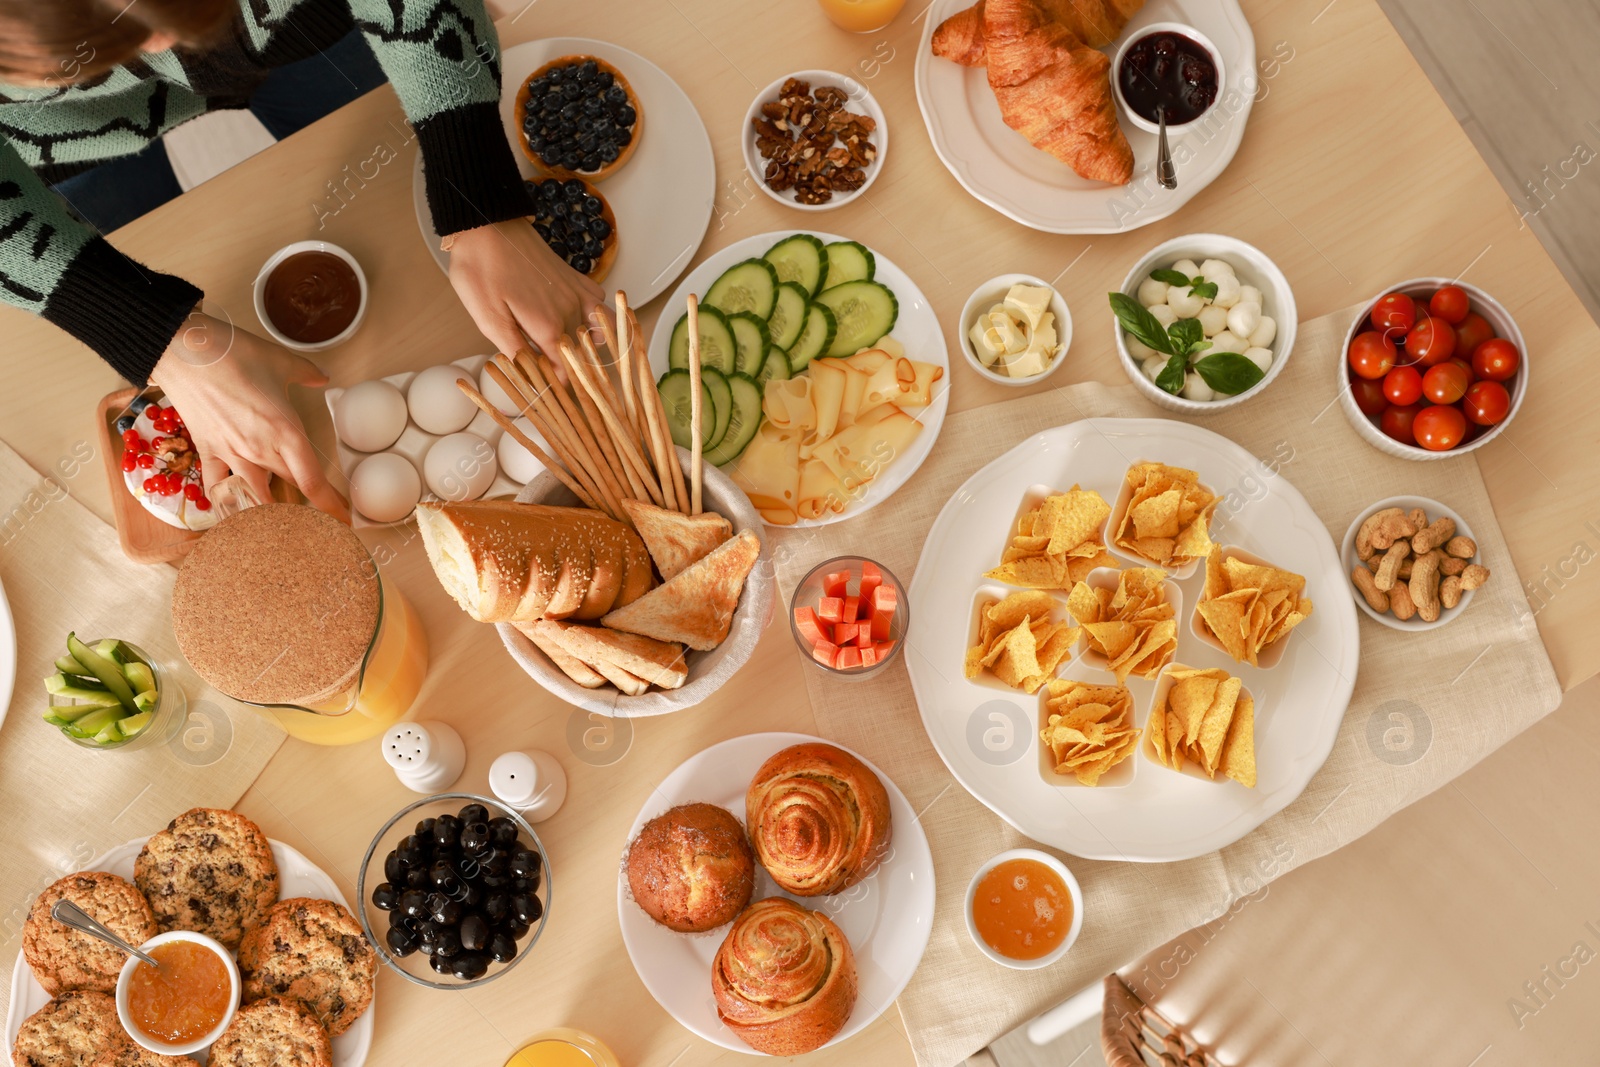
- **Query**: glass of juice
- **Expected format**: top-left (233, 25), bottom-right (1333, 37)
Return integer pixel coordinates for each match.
top-left (817, 0), bottom-right (908, 33)
top-left (504, 1029), bottom-right (620, 1067)
top-left (170, 481), bottom-right (428, 745)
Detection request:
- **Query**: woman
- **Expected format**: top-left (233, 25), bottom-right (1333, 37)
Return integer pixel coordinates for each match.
top-left (0, 0), bottom-right (600, 518)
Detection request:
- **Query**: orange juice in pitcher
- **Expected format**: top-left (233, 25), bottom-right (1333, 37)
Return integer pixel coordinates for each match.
top-left (816, 0), bottom-right (907, 32)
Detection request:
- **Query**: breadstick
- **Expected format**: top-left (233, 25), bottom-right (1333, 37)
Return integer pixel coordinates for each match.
top-left (503, 353), bottom-right (627, 522)
top-left (572, 332), bottom-right (665, 506)
top-left (612, 292), bottom-right (642, 442)
top-left (629, 332), bottom-right (677, 512)
top-left (519, 350), bottom-right (631, 518)
top-left (483, 359), bottom-right (615, 519)
top-left (454, 377), bottom-right (600, 510)
top-left (686, 294), bottom-right (704, 515)
top-left (557, 337), bottom-right (652, 505)
top-left (631, 306), bottom-right (690, 512)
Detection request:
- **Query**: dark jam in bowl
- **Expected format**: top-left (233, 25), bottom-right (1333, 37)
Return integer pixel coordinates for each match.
top-left (263, 250), bottom-right (361, 344)
top-left (1118, 31), bottom-right (1218, 126)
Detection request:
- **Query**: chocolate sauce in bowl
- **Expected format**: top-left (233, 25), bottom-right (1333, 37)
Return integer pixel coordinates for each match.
top-left (263, 250), bottom-right (361, 344)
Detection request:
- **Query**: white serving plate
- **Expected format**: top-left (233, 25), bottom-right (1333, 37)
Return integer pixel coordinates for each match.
top-left (617, 732), bottom-right (935, 1054)
top-left (5, 839), bottom-right (373, 1067)
top-left (412, 37), bottom-right (715, 307)
top-left (324, 354), bottom-right (535, 528)
top-left (906, 418), bottom-right (1359, 862)
top-left (646, 231), bottom-right (950, 528)
top-left (913, 0), bottom-right (1257, 233)
top-left (0, 574), bottom-right (14, 732)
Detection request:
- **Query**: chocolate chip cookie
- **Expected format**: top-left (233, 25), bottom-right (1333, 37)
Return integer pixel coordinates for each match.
top-left (237, 898), bottom-right (375, 1037)
top-left (11, 991), bottom-right (128, 1067)
top-left (23, 872), bottom-right (157, 995)
top-left (135, 808), bottom-right (278, 951)
top-left (208, 996), bottom-right (331, 1067)
top-left (90, 1047), bottom-right (200, 1067)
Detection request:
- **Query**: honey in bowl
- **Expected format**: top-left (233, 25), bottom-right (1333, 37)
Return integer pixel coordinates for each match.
top-left (127, 939), bottom-right (234, 1044)
top-left (971, 857), bottom-right (1073, 961)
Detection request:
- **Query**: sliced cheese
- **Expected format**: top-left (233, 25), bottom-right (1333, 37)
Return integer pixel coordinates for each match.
top-left (731, 422), bottom-right (801, 512)
top-left (1004, 284), bottom-right (1054, 332)
top-left (844, 348), bottom-right (892, 375)
top-left (798, 458), bottom-right (852, 520)
top-left (898, 359), bottom-right (945, 407)
top-left (764, 376), bottom-right (816, 432)
top-left (873, 336), bottom-right (905, 359)
top-left (811, 409), bottom-right (924, 486)
top-left (808, 358), bottom-right (848, 444)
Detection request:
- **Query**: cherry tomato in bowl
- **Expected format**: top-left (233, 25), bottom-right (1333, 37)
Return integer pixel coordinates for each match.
top-left (1348, 331), bottom-right (1397, 379)
top-left (1422, 362), bottom-right (1470, 405)
top-left (1371, 292), bottom-right (1417, 338)
top-left (1454, 312), bottom-right (1494, 357)
top-left (1463, 379), bottom-right (1511, 425)
top-left (1350, 376), bottom-right (1388, 417)
top-left (1405, 316), bottom-right (1457, 367)
top-left (1471, 337), bottom-right (1520, 382)
top-left (1380, 402), bottom-right (1423, 446)
top-left (1383, 365), bottom-right (1423, 406)
top-left (1413, 404), bottom-right (1467, 451)
top-left (1428, 286), bottom-right (1471, 325)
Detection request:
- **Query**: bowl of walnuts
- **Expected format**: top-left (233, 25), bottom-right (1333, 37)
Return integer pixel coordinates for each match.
top-left (743, 70), bottom-right (886, 210)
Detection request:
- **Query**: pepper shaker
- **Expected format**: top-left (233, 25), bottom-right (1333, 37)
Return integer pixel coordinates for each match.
top-left (489, 750), bottom-right (567, 823)
top-left (381, 721), bottom-right (466, 793)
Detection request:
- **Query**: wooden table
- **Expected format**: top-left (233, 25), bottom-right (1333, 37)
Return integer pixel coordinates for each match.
top-left (3, 0), bottom-right (1596, 1063)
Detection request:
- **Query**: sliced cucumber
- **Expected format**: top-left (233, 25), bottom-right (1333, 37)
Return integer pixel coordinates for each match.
top-left (701, 367), bottom-right (734, 450)
top-left (118, 711), bottom-right (154, 738)
top-left (788, 302), bottom-right (838, 372)
top-left (133, 690), bottom-right (158, 714)
top-left (763, 234), bottom-right (828, 297)
top-left (706, 374), bottom-right (765, 466)
top-left (65, 706), bottom-right (123, 739)
top-left (45, 675), bottom-right (121, 706)
top-left (92, 722), bottom-right (124, 746)
top-left (657, 370), bottom-right (717, 450)
top-left (765, 282), bottom-right (809, 351)
top-left (66, 634), bottom-right (137, 713)
top-left (704, 258), bottom-right (779, 319)
top-left (123, 661), bottom-right (156, 696)
top-left (755, 347), bottom-right (792, 388)
top-left (667, 305), bottom-right (737, 375)
top-left (824, 240), bottom-right (875, 285)
top-left (55, 655), bottom-right (90, 675)
top-left (815, 280), bottom-right (898, 357)
top-left (44, 701), bottom-right (115, 723)
top-left (727, 312), bottom-right (770, 378)
top-left (94, 639), bottom-right (125, 664)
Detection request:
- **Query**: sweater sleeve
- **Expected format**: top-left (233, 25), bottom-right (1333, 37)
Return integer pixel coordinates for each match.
top-left (0, 137), bottom-right (201, 385)
top-left (347, 0), bottom-right (533, 236)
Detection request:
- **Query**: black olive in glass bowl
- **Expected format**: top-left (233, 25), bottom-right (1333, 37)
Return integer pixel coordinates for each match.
top-left (459, 914), bottom-right (489, 953)
top-left (371, 883), bottom-right (397, 911)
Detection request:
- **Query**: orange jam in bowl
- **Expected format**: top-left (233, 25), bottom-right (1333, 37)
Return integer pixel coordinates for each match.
top-left (126, 939), bottom-right (235, 1045)
top-left (971, 857), bottom-right (1075, 962)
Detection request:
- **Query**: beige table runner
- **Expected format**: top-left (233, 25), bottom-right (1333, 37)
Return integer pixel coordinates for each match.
top-left (770, 304), bottom-right (1560, 1067)
top-left (0, 440), bottom-right (284, 1011)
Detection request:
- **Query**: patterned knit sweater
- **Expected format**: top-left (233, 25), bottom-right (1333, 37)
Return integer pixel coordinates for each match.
top-left (0, 0), bottom-right (534, 384)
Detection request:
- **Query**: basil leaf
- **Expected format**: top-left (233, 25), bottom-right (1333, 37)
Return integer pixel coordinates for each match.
top-left (1190, 279), bottom-right (1219, 301)
top-left (1187, 339), bottom-right (1214, 358)
top-left (1109, 292), bottom-right (1176, 355)
top-left (1155, 352), bottom-right (1188, 395)
top-left (1168, 317), bottom-right (1206, 355)
top-left (1194, 353), bottom-right (1267, 395)
top-left (1150, 268), bottom-right (1191, 286)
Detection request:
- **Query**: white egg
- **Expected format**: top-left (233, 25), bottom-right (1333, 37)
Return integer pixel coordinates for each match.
top-left (408, 364), bottom-right (478, 435)
top-left (1248, 316), bottom-right (1278, 349)
top-left (1137, 277), bottom-right (1170, 307)
top-left (1198, 305), bottom-right (1229, 337)
top-left (1142, 355), bottom-right (1168, 381)
top-left (1182, 372), bottom-right (1214, 401)
top-left (1147, 303), bottom-right (1178, 328)
top-left (1166, 285), bottom-right (1204, 319)
top-left (479, 365), bottom-right (523, 417)
top-left (1126, 333), bottom-right (1158, 361)
top-left (1212, 273), bottom-right (1243, 309)
top-left (1239, 285), bottom-right (1264, 309)
top-left (496, 418), bottom-right (549, 485)
top-left (349, 452), bottom-right (422, 523)
top-left (1244, 346), bottom-right (1274, 373)
top-left (333, 379), bottom-right (408, 453)
top-left (1171, 258), bottom-right (1201, 277)
top-left (424, 432), bottom-right (498, 501)
top-left (1210, 330), bottom-right (1249, 355)
top-left (1199, 258), bottom-right (1236, 281)
top-left (1227, 302), bottom-right (1262, 338)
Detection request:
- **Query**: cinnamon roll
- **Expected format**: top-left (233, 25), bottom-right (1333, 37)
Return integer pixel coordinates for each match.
top-left (711, 897), bottom-right (857, 1055)
top-left (745, 742), bottom-right (893, 896)
top-left (626, 803), bottom-right (755, 932)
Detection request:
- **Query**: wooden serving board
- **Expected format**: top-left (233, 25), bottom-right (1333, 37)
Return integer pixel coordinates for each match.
top-left (96, 387), bottom-right (299, 565)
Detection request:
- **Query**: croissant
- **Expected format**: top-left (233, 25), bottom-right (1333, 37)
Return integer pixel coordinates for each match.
top-left (712, 898), bottom-right (857, 1056)
top-left (745, 742), bottom-right (892, 896)
top-left (982, 0), bottom-right (1134, 185)
top-left (932, 0), bottom-right (1144, 65)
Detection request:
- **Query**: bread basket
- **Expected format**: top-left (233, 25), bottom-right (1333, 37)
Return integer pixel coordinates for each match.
top-left (497, 448), bottom-right (775, 716)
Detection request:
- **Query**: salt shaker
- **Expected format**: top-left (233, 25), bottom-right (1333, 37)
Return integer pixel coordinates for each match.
top-left (489, 750), bottom-right (567, 822)
top-left (381, 721), bottom-right (466, 793)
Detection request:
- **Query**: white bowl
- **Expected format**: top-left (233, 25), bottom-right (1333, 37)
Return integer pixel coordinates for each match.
top-left (1113, 233), bottom-right (1298, 415)
top-left (958, 274), bottom-right (1072, 386)
top-left (115, 931), bottom-right (240, 1056)
top-left (1337, 278), bottom-right (1528, 461)
top-left (497, 447), bottom-right (775, 717)
top-left (1111, 22), bottom-right (1228, 136)
top-left (1340, 496), bottom-right (1479, 631)
top-left (252, 240), bottom-right (368, 352)
top-left (964, 848), bottom-right (1084, 970)
top-left (742, 69), bottom-right (887, 212)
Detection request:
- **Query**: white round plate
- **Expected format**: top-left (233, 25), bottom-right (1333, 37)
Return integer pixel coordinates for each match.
top-left (913, 0), bottom-right (1257, 233)
top-left (906, 418), bottom-right (1359, 862)
top-left (6, 838), bottom-right (374, 1066)
top-left (647, 231), bottom-right (950, 527)
top-left (617, 732), bottom-right (935, 1054)
top-left (0, 574), bottom-right (14, 732)
top-left (412, 37), bottom-right (715, 307)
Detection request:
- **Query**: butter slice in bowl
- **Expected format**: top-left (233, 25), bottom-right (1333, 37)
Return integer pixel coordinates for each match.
top-left (960, 275), bottom-right (1072, 386)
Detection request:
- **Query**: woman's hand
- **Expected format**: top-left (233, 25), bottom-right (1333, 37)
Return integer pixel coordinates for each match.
top-left (446, 219), bottom-right (607, 360)
top-left (149, 315), bottom-right (350, 521)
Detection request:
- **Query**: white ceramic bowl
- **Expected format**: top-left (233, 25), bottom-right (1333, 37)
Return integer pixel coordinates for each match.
top-left (958, 274), bottom-right (1072, 386)
top-left (252, 240), bottom-right (368, 352)
top-left (1337, 278), bottom-right (1528, 461)
top-left (1111, 22), bottom-right (1228, 136)
top-left (1113, 233), bottom-right (1297, 415)
top-left (1340, 496), bottom-right (1480, 631)
top-left (742, 69), bottom-right (887, 212)
top-left (964, 848), bottom-right (1084, 970)
top-left (115, 931), bottom-right (239, 1056)
top-left (498, 447), bottom-right (775, 717)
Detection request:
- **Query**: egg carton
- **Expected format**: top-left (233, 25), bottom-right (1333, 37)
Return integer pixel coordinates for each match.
top-left (324, 354), bottom-right (545, 528)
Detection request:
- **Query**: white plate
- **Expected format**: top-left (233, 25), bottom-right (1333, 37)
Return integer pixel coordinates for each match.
top-left (0, 574), bottom-right (14, 731)
top-left (5, 839), bottom-right (373, 1067)
top-left (617, 732), bottom-right (935, 1054)
top-left (913, 0), bottom-right (1257, 233)
top-left (906, 418), bottom-right (1358, 862)
top-left (412, 37), bottom-right (715, 307)
top-left (647, 231), bottom-right (951, 527)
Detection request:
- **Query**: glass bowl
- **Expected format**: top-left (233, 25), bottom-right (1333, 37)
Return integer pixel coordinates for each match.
top-left (787, 556), bottom-right (909, 680)
top-left (356, 792), bottom-right (551, 990)
top-left (48, 640), bottom-right (187, 752)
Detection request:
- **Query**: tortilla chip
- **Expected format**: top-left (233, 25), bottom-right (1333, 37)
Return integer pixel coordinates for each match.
top-left (1195, 546), bottom-right (1314, 665)
top-left (1147, 665), bottom-right (1256, 788)
top-left (1219, 691), bottom-right (1257, 787)
top-left (986, 487), bottom-right (1115, 590)
top-left (1065, 568), bottom-right (1177, 682)
top-left (1113, 463), bottom-right (1217, 569)
top-left (1040, 678), bottom-right (1139, 786)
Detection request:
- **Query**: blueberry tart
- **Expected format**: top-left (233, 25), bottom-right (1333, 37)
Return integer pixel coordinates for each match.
top-left (515, 55), bottom-right (643, 182)
top-left (525, 177), bottom-right (618, 281)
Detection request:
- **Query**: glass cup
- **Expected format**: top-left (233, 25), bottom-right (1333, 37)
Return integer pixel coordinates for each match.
top-left (816, 0), bottom-right (908, 33)
top-left (57, 641), bottom-right (187, 753)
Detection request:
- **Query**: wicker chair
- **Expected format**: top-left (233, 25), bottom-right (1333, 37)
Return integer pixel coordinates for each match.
top-left (1101, 974), bottom-right (1222, 1067)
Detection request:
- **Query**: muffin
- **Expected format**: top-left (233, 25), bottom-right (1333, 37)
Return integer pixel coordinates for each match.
top-left (626, 803), bottom-right (754, 932)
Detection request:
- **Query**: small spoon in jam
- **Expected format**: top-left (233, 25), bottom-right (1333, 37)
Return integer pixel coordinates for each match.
top-left (1156, 106), bottom-right (1177, 190)
top-left (52, 900), bottom-right (162, 970)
